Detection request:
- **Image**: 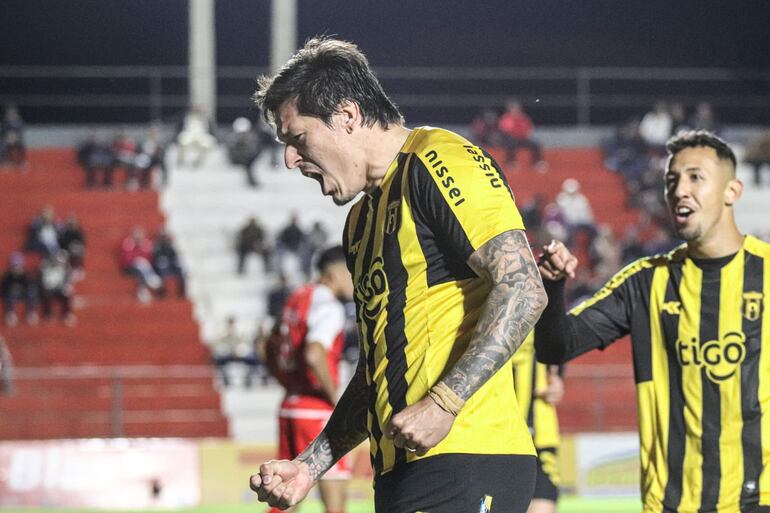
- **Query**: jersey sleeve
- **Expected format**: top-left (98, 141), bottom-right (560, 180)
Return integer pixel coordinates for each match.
top-left (305, 289), bottom-right (345, 349)
top-left (411, 137), bottom-right (524, 262)
top-left (536, 260), bottom-right (648, 363)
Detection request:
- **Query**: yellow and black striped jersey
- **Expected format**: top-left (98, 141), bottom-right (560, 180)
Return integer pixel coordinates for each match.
top-left (510, 333), bottom-right (560, 450)
top-left (343, 126), bottom-right (536, 476)
top-left (538, 236), bottom-right (770, 513)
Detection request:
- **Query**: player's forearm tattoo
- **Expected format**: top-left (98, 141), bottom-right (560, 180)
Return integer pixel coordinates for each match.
top-left (296, 357), bottom-right (369, 481)
top-left (442, 229), bottom-right (547, 402)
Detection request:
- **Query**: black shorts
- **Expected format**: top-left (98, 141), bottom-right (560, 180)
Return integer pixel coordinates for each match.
top-left (532, 447), bottom-right (559, 502)
top-left (374, 453), bottom-right (536, 513)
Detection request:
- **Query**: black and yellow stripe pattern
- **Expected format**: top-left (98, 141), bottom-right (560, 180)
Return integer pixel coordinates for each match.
top-left (510, 333), bottom-right (560, 451)
top-left (343, 127), bottom-right (536, 476)
top-left (568, 236), bottom-right (770, 513)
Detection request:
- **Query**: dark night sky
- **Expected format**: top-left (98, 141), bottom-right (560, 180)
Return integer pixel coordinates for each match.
top-left (2, 0), bottom-right (769, 68)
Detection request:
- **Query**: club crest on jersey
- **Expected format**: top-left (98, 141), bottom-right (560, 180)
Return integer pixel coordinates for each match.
top-left (478, 495), bottom-right (493, 513)
top-left (385, 200), bottom-right (400, 235)
top-left (742, 291), bottom-right (763, 322)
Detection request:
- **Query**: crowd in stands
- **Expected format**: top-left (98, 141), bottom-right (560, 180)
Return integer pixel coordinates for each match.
top-left (211, 316), bottom-right (268, 388)
top-left (119, 226), bottom-right (186, 303)
top-left (2, 206), bottom-right (85, 327)
top-left (471, 99), bottom-right (547, 170)
top-left (234, 213), bottom-right (329, 286)
top-left (77, 124), bottom-right (167, 190)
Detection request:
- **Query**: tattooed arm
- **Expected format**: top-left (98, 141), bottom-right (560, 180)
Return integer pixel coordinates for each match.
top-left (442, 228), bottom-right (548, 401)
top-left (386, 229), bottom-right (547, 453)
top-left (250, 344), bottom-right (369, 508)
top-left (296, 351), bottom-right (369, 480)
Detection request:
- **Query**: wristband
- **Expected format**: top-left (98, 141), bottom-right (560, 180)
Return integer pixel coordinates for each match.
top-left (427, 382), bottom-right (465, 416)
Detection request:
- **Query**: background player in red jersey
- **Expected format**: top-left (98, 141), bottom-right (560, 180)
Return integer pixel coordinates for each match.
top-left (262, 245), bottom-right (354, 513)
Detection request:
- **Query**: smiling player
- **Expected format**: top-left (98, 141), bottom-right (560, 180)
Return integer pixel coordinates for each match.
top-left (536, 130), bottom-right (770, 513)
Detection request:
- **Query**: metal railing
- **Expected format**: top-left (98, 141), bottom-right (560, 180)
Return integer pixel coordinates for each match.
top-left (1, 65), bottom-right (769, 125)
top-left (7, 365), bottom-right (218, 438)
top-left (4, 363), bottom-right (638, 436)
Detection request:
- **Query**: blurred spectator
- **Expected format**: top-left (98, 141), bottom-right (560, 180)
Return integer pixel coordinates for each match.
top-left (620, 226), bottom-right (646, 265)
top-left (25, 206), bottom-right (61, 257)
top-left (151, 229), bottom-right (186, 298)
top-left (2, 252), bottom-right (38, 326)
top-left (267, 274), bottom-right (293, 320)
top-left (602, 118), bottom-right (651, 190)
top-left (39, 250), bottom-right (76, 326)
top-left (639, 102), bottom-right (672, 151)
top-left (470, 109), bottom-right (503, 147)
top-left (275, 213), bottom-right (306, 281)
top-left (134, 124), bottom-right (167, 188)
top-left (556, 178), bottom-right (596, 243)
top-left (113, 131), bottom-right (137, 189)
top-left (589, 224), bottom-right (622, 283)
top-left (119, 226), bottom-right (162, 303)
top-left (236, 217), bottom-right (269, 275)
top-left (77, 133), bottom-right (116, 188)
top-left (1, 105), bottom-right (26, 169)
top-left (302, 221), bottom-right (329, 276)
top-left (497, 99), bottom-right (546, 170)
top-left (175, 107), bottom-right (217, 168)
top-left (743, 131), bottom-right (770, 187)
top-left (255, 117), bottom-right (282, 169)
top-left (689, 102), bottom-right (720, 135)
top-left (642, 225), bottom-right (677, 256)
top-left (58, 214), bottom-right (86, 279)
top-left (226, 117), bottom-right (262, 188)
top-left (211, 316), bottom-right (261, 388)
top-left (0, 335), bottom-right (13, 396)
top-left (669, 102), bottom-right (690, 135)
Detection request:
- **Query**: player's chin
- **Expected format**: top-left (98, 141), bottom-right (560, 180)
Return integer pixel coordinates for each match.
top-left (332, 193), bottom-right (354, 206)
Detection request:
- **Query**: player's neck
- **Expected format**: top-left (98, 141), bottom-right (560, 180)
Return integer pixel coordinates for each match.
top-left (687, 221), bottom-right (744, 259)
top-left (365, 125), bottom-right (411, 189)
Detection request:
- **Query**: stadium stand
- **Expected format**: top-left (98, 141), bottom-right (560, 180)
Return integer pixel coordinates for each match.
top-left (0, 148), bottom-right (227, 439)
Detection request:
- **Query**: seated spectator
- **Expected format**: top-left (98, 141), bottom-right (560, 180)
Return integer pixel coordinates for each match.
top-left (602, 118), bottom-right (651, 192)
top-left (226, 117), bottom-right (262, 188)
top-left (175, 106), bottom-right (217, 168)
top-left (58, 214), bottom-right (86, 279)
top-left (556, 178), bottom-right (596, 243)
top-left (470, 109), bottom-right (503, 147)
top-left (302, 221), bottom-right (329, 276)
top-left (1, 105), bottom-right (27, 170)
top-left (743, 131), bottom-right (770, 187)
top-left (211, 316), bottom-right (261, 388)
top-left (267, 274), bottom-right (292, 320)
top-left (669, 102), bottom-right (690, 135)
top-left (119, 226), bottom-right (162, 303)
top-left (275, 213), bottom-right (306, 281)
top-left (151, 229), bottom-right (186, 298)
top-left (25, 206), bottom-right (61, 257)
top-left (235, 216), bottom-right (269, 275)
top-left (689, 102), bottom-right (720, 135)
top-left (78, 133), bottom-right (116, 188)
top-left (497, 99), bottom-right (546, 170)
top-left (0, 335), bottom-right (13, 396)
top-left (134, 124), bottom-right (167, 188)
top-left (639, 101), bottom-right (672, 153)
top-left (113, 130), bottom-right (137, 189)
top-left (589, 224), bottom-right (622, 283)
top-left (39, 250), bottom-right (76, 326)
top-left (1, 252), bottom-right (38, 326)
top-left (256, 117), bottom-right (282, 169)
